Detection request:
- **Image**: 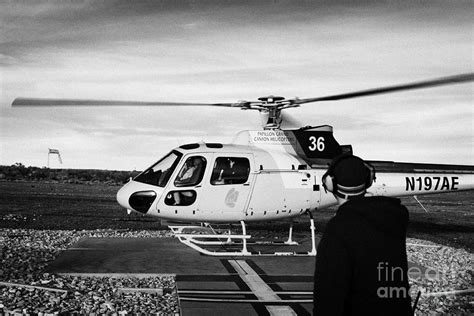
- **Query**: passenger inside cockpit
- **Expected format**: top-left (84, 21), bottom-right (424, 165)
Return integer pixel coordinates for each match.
top-left (211, 157), bottom-right (250, 185)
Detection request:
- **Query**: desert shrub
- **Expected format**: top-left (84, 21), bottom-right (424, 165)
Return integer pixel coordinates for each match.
top-left (0, 164), bottom-right (139, 185)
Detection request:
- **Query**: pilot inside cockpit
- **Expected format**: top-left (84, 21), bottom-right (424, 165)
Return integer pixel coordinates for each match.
top-left (175, 156), bottom-right (205, 187)
top-left (171, 156), bottom-right (206, 206)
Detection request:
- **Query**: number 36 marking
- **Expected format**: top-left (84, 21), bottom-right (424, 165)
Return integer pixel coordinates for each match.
top-left (309, 136), bottom-right (325, 151)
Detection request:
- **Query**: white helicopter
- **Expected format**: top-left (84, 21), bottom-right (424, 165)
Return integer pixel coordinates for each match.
top-left (13, 73), bottom-right (474, 256)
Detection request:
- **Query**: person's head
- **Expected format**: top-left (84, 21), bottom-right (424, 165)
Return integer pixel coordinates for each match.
top-left (193, 157), bottom-right (203, 166)
top-left (322, 154), bottom-right (376, 205)
top-left (184, 159), bottom-right (193, 168)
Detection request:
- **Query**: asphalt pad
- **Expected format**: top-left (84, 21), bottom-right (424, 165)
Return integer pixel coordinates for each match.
top-left (46, 237), bottom-right (429, 315)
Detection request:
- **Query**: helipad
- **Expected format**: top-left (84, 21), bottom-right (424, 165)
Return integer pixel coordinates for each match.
top-left (46, 237), bottom-right (428, 315)
top-left (46, 237), bottom-right (315, 315)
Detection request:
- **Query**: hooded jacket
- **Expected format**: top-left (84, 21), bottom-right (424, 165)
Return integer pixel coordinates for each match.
top-left (313, 196), bottom-right (413, 316)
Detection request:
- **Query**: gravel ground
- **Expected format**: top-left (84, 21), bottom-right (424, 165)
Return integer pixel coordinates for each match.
top-left (0, 229), bottom-right (472, 315)
top-left (406, 238), bottom-right (473, 315)
top-left (0, 229), bottom-right (177, 315)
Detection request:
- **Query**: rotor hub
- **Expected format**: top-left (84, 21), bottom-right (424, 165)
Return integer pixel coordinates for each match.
top-left (257, 95), bottom-right (285, 104)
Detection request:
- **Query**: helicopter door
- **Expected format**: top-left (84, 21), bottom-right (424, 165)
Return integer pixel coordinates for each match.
top-left (198, 154), bottom-right (254, 222)
top-left (156, 155), bottom-right (208, 221)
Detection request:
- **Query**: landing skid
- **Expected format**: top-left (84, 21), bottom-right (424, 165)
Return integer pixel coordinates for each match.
top-left (169, 212), bottom-right (317, 257)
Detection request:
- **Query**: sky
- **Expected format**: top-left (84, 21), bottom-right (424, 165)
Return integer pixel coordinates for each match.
top-left (0, 0), bottom-right (472, 170)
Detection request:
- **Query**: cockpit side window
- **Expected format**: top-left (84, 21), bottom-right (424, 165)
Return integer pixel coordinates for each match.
top-left (174, 156), bottom-right (207, 187)
top-left (134, 151), bottom-right (182, 187)
top-left (211, 157), bottom-right (250, 185)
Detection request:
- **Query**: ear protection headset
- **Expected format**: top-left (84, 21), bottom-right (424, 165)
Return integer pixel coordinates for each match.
top-left (322, 154), bottom-right (376, 199)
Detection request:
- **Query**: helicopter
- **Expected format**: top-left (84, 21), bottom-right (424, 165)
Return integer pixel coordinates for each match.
top-left (12, 73), bottom-right (474, 256)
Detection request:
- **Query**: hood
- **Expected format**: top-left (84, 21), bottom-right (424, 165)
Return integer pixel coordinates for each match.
top-left (338, 196), bottom-right (409, 236)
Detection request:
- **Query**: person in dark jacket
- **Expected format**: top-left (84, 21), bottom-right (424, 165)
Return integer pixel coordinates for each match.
top-left (314, 154), bottom-right (412, 316)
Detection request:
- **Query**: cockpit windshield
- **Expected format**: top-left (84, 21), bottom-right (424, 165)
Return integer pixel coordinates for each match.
top-left (134, 151), bottom-right (182, 187)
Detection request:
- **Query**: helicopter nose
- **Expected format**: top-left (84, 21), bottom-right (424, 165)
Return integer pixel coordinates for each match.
top-left (116, 181), bottom-right (158, 214)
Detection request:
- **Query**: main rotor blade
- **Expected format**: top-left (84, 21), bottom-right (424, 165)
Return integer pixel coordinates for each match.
top-left (12, 73), bottom-right (473, 108)
top-left (296, 73), bottom-right (474, 104)
top-left (11, 98), bottom-right (235, 107)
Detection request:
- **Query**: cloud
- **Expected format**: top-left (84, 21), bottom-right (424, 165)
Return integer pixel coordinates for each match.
top-left (1, 0), bottom-right (472, 169)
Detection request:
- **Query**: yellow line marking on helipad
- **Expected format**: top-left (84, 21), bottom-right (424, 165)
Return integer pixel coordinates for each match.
top-left (229, 260), bottom-right (297, 316)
